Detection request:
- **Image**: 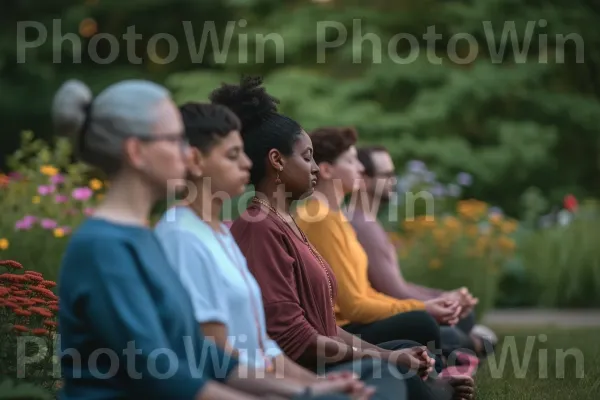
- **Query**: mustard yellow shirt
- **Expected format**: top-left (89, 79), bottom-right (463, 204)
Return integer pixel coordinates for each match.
top-left (295, 199), bottom-right (425, 326)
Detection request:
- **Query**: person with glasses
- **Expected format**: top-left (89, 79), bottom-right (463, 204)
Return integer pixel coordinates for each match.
top-left (351, 146), bottom-right (497, 359)
top-left (153, 101), bottom-right (413, 400)
top-left (211, 76), bottom-right (474, 400)
top-left (53, 79), bottom-right (364, 400)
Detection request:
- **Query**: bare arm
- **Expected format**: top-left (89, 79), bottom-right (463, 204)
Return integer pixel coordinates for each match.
top-left (201, 322), bottom-right (240, 359)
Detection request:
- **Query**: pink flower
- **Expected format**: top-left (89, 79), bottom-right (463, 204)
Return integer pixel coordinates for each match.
top-left (54, 194), bottom-right (68, 204)
top-left (37, 185), bottom-right (55, 196)
top-left (40, 218), bottom-right (58, 230)
top-left (50, 174), bottom-right (65, 185)
top-left (72, 187), bottom-right (93, 201)
top-left (15, 216), bottom-right (36, 231)
top-left (84, 207), bottom-right (95, 216)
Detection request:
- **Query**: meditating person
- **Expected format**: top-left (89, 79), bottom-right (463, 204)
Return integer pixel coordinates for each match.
top-left (294, 127), bottom-right (464, 347)
top-left (352, 145), bottom-right (497, 358)
top-left (154, 101), bottom-right (412, 400)
top-left (53, 79), bottom-right (362, 400)
top-left (211, 75), bottom-right (475, 400)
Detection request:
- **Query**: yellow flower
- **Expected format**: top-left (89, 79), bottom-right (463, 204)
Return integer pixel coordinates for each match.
top-left (0, 238), bottom-right (9, 250)
top-left (89, 178), bottom-right (103, 191)
top-left (497, 236), bottom-right (516, 252)
top-left (53, 228), bottom-right (65, 238)
top-left (465, 225), bottom-right (479, 237)
top-left (443, 216), bottom-right (461, 230)
top-left (429, 258), bottom-right (442, 269)
top-left (501, 220), bottom-right (518, 234)
top-left (32, 196), bottom-right (41, 204)
top-left (489, 213), bottom-right (502, 225)
top-left (40, 165), bottom-right (59, 176)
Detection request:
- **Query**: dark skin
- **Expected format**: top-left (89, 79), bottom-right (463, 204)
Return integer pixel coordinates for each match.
top-left (252, 130), bottom-right (435, 375)
top-left (253, 131), bottom-right (475, 399)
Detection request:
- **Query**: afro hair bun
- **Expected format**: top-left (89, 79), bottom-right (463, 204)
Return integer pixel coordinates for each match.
top-left (209, 75), bottom-right (280, 131)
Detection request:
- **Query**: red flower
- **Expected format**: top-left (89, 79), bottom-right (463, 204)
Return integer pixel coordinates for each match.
top-left (0, 287), bottom-right (9, 296)
top-left (25, 274), bottom-right (43, 283)
top-left (40, 280), bottom-right (57, 288)
top-left (11, 290), bottom-right (28, 296)
top-left (0, 260), bottom-right (23, 270)
top-left (564, 194), bottom-right (578, 212)
top-left (12, 325), bottom-right (29, 332)
top-left (24, 270), bottom-right (42, 276)
top-left (43, 320), bottom-right (58, 328)
top-left (31, 328), bottom-right (50, 336)
top-left (29, 286), bottom-right (58, 300)
top-left (29, 306), bottom-right (53, 318)
top-left (48, 304), bottom-right (59, 312)
top-left (3, 300), bottom-right (19, 309)
top-left (31, 298), bottom-right (46, 304)
top-left (13, 308), bottom-right (32, 316)
top-left (0, 274), bottom-right (30, 283)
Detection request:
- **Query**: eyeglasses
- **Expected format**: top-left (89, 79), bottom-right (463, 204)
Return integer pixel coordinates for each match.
top-left (135, 134), bottom-right (190, 153)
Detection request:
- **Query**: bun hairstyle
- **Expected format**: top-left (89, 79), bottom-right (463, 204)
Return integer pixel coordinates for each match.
top-left (209, 75), bottom-right (303, 185)
top-left (52, 79), bottom-right (171, 176)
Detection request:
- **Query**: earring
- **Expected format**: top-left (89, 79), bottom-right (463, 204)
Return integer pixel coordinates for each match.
top-left (275, 166), bottom-right (283, 185)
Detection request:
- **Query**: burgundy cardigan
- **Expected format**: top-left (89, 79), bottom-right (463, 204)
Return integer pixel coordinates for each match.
top-left (230, 204), bottom-right (339, 365)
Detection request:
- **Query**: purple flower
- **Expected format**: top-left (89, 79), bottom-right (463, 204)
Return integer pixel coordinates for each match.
top-left (457, 172), bottom-right (473, 186)
top-left (430, 184), bottom-right (446, 197)
top-left (423, 171), bottom-right (436, 183)
top-left (15, 216), bottom-right (36, 231)
top-left (489, 206), bottom-right (503, 216)
top-left (8, 172), bottom-right (23, 181)
top-left (40, 218), bottom-right (58, 230)
top-left (447, 183), bottom-right (461, 197)
top-left (407, 160), bottom-right (426, 173)
top-left (72, 187), bottom-right (93, 201)
top-left (50, 174), bottom-right (65, 185)
top-left (37, 185), bottom-right (55, 196)
top-left (54, 194), bottom-right (68, 204)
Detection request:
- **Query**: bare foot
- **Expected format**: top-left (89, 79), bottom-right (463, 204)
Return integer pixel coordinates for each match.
top-left (441, 375), bottom-right (475, 400)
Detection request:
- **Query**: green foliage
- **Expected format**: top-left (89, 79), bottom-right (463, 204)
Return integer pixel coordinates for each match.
top-left (164, 0), bottom-right (600, 217)
top-left (519, 201), bottom-right (600, 307)
top-left (0, 378), bottom-right (53, 400)
top-left (0, 132), bottom-right (102, 282)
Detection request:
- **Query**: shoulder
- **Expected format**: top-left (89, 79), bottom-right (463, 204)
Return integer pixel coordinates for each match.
top-left (231, 205), bottom-right (287, 240)
top-left (295, 200), bottom-right (339, 230)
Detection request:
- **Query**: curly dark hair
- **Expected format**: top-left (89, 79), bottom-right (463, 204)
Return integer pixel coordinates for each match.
top-left (209, 76), bottom-right (303, 184)
top-left (309, 126), bottom-right (358, 165)
top-left (179, 102), bottom-right (241, 153)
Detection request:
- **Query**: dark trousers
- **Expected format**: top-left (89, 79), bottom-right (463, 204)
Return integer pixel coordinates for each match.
top-left (440, 311), bottom-right (477, 357)
top-left (315, 340), bottom-right (453, 400)
top-left (341, 311), bottom-right (442, 357)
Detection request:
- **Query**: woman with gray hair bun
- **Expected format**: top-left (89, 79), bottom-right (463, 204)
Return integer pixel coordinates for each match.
top-left (53, 79), bottom-right (367, 400)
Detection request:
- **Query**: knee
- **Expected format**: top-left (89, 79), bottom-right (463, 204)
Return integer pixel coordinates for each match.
top-left (406, 310), bottom-right (441, 345)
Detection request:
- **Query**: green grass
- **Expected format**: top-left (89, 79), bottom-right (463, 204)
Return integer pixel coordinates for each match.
top-left (476, 327), bottom-right (600, 399)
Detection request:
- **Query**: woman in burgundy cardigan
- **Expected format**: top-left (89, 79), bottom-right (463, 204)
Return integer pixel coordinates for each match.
top-left (210, 76), bottom-right (474, 400)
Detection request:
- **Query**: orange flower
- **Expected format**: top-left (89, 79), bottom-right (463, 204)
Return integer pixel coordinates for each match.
top-left (501, 220), bottom-right (518, 234)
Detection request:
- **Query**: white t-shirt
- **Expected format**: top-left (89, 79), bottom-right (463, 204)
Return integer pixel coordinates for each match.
top-left (155, 206), bottom-right (282, 368)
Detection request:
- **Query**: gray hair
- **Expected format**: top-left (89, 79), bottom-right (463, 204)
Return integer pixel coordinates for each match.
top-left (51, 79), bottom-right (171, 175)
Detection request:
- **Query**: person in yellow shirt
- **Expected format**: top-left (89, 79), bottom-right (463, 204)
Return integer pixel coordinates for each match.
top-left (295, 126), bottom-right (463, 356)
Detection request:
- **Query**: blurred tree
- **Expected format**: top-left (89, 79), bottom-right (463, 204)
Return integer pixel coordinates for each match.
top-left (2, 0), bottom-right (600, 216)
top-left (167, 0), bottom-right (600, 216)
